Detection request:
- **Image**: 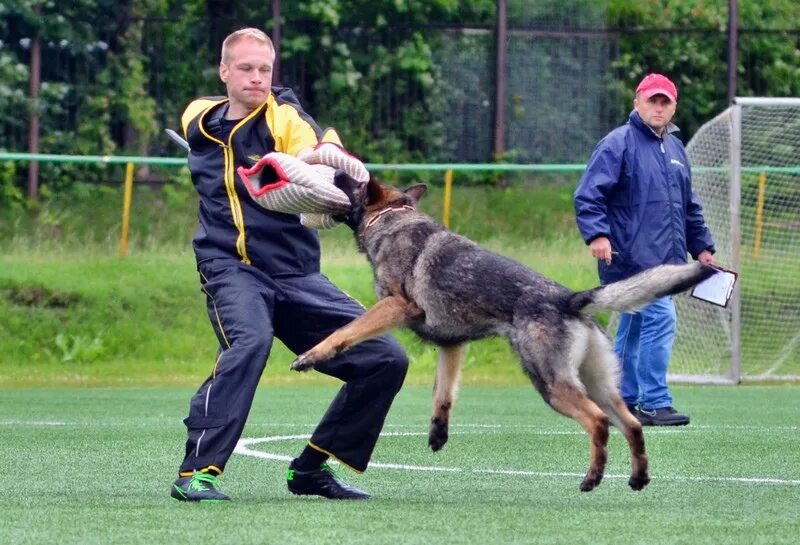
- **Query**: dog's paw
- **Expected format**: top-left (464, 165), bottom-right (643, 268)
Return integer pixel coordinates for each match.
top-left (628, 471), bottom-right (651, 491)
top-left (290, 346), bottom-right (340, 372)
top-left (290, 353), bottom-right (319, 372)
top-left (428, 418), bottom-right (449, 452)
top-left (579, 471), bottom-right (604, 492)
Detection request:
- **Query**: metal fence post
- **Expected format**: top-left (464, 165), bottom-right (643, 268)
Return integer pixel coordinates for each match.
top-left (728, 102), bottom-right (742, 383)
top-left (120, 162), bottom-right (135, 258)
top-left (442, 169), bottom-right (454, 228)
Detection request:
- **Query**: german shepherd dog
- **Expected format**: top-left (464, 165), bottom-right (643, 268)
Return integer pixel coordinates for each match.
top-left (290, 176), bottom-right (716, 492)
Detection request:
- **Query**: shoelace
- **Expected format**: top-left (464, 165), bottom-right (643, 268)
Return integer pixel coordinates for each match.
top-left (287, 463), bottom-right (337, 481)
top-left (188, 472), bottom-right (221, 492)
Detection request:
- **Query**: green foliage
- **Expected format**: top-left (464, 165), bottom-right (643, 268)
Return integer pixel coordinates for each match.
top-left (607, 0), bottom-right (800, 138)
top-left (1, 0), bottom-right (162, 187)
top-left (0, 178), bottom-right (600, 382)
top-left (53, 332), bottom-right (107, 363)
top-left (0, 50), bottom-right (28, 139)
top-left (0, 160), bottom-right (25, 212)
top-left (281, 2), bottom-right (461, 162)
top-left (509, 0), bottom-right (607, 26)
top-left (0, 1), bottom-right (798, 191)
top-left (106, 23), bottom-right (158, 148)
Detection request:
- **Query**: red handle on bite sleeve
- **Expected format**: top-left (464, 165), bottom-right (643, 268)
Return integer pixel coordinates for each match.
top-left (236, 156), bottom-right (289, 197)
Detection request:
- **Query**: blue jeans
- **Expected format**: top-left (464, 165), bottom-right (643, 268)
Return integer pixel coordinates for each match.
top-left (615, 296), bottom-right (676, 410)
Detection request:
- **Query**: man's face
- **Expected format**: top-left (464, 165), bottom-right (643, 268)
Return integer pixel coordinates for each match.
top-left (219, 38), bottom-right (274, 116)
top-left (634, 94), bottom-right (676, 132)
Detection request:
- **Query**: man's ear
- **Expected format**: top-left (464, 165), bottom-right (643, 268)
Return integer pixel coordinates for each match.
top-left (219, 62), bottom-right (228, 83)
top-left (404, 184), bottom-right (427, 203)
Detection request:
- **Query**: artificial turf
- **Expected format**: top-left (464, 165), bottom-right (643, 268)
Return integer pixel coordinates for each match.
top-left (1, 384), bottom-right (798, 545)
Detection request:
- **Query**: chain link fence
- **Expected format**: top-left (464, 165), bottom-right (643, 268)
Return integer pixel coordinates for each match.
top-left (2, 13), bottom-right (798, 167)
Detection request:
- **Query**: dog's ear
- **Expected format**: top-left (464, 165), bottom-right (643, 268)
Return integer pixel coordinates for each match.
top-left (403, 184), bottom-right (427, 203)
top-left (366, 176), bottom-right (386, 205)
top-left (333, 170), bottom-right (364, 206)
top-left (332, 170), bottom-right (368, 230)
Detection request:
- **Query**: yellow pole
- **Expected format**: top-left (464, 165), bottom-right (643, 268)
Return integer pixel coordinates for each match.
top-left (120, 162), bottom-right (135, 258)
top-left (753, 171), bottom-right (766, 259)
top-left (443, 169), bottom-right (453, 228)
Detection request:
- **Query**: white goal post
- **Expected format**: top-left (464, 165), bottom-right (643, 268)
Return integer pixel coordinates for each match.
top-left (667, 97), bottom-right (800, 384)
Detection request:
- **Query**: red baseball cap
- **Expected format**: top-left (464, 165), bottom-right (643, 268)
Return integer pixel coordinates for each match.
top-left (635, 73), bottom-right (678, 102)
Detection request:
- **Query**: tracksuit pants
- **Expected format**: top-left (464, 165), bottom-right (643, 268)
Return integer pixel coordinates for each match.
top-left (179, 259), bottom-right (408, 475)
top-left (615, 295), bottom-right (677, 410)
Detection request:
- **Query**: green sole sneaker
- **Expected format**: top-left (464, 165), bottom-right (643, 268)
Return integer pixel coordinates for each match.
top-left (171, 473), bottom-right (230, 502)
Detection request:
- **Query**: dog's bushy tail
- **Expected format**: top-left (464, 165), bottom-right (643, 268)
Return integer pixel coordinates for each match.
top-left (569, 262), bottom-right (717, 314)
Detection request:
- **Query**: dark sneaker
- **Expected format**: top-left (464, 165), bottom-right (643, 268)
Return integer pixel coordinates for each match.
top-left (626, 403), bottom-right (638, 414)
top-left (287, 461), bottom-right (370, 500)
top-left (171, 472), bottom-right (230, 502)
top-left (637, 406), bottom-right (690, 427)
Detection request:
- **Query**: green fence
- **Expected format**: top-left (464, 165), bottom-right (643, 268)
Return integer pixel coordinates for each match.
top-left (0, 152), bottom-right (587, 256)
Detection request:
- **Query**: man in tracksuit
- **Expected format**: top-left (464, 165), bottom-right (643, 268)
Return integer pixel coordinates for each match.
top-left (170, 28), bottom-right (408, 502)
top-left (574, 73), bottom-right (716, 427)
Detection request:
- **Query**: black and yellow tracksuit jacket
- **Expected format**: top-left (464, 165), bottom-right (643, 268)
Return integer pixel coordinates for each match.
top-left (177, 88), bottom-right (410, 476)
top-left (181, 86), bottom-right (336, 276)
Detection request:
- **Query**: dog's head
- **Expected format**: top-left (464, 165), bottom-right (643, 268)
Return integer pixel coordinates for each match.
top-left (333, 172), bottom-right (427, 231)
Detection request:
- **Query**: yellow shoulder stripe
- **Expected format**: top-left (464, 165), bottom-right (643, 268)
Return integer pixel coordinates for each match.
top-left (264, 94), bottom-right (319, 156)
top-left (181, 98), bottom-right (227, 138)
top-left (320, 128), bottom-right (344, 146)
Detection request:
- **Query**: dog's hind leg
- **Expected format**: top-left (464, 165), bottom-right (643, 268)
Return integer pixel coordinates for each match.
top-left (511, 323), bottom-right (609, 491)
top-left (607, 395), bottom-right (650, 491)
top-left (581, 327), bottom-right (650, 491)
top-left (548, 381), bottom-right (610, 492)
top-left (428, 343), bottom-right (466, 452)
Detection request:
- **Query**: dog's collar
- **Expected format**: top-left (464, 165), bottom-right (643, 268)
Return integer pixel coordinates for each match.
top-left (363, 205), bottom-right (415, 232)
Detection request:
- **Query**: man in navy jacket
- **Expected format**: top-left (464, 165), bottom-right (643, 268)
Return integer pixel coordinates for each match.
top-left (574, 73), bottom-right (716, 426)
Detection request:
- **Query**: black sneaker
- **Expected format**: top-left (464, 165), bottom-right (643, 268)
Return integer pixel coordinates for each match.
top-left (637, 406), bottom-right (690, 427)
top-left (171, 472), bottom-right (230, 502)
top-left (626, 403), bottom-right (638, 414)
top-left (287, 460), bottom-right (370, 500)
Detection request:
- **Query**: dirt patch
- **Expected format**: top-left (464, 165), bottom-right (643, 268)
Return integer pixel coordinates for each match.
top-left (3, 285), bottom-right (81, 308)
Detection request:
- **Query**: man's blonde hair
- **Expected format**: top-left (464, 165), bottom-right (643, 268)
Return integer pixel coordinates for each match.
top-left (221, 28), bottom-right (275, 64)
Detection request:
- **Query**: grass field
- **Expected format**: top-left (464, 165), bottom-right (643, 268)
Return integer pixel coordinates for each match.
top-left (2, 385), bottom-right (798, 545)
top-left (2, 179), bottom-right (799, 544)
top-left (0, 234), bottom-right (602, 388)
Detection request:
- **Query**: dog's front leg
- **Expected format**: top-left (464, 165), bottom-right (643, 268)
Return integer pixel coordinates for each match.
top-left (428, 343), bottom-right (466, 452)
top-left (290, 295), bottom-right (423, 371)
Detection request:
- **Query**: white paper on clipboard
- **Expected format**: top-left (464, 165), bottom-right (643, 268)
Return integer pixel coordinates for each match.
top-left (691, 267), bottom-right (738, 307)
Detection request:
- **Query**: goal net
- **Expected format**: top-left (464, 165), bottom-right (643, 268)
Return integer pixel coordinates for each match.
top-left (669, 97), bottom-right (800, 383)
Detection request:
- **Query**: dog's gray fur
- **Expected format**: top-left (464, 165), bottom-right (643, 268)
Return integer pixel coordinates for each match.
top-left (292, 178), bottom-right (716, 492)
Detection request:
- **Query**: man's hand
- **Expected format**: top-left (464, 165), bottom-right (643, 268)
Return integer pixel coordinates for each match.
top-left (697, 250), bottom-right (716, 266)
top-left (590, 236), bottom-right (613, 265)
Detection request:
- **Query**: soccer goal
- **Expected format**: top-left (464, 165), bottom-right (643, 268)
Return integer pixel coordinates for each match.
top-left (668, 97), bottom-right (800, 383)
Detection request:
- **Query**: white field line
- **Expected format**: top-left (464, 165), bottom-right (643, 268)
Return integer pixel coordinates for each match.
top-left (3, 420), bottom-right (798, 433)
top-left (0, 419), bottom-right (171, 427)
top-left (0, 420), bottom-right (70, 426)
top-left (234, 432), bottom-right (800, 487)
top-left (238, 422), bottom-right (800, 433)
top-left (764, 327), bottom-right (800, 376)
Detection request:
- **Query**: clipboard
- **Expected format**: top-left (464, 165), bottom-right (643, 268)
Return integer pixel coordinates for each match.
top-left (690, 266), bottom-right (738, 308)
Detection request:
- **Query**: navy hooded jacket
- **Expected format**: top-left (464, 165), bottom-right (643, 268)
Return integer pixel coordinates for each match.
top-left (574, 110), bottom-right (715, 284)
